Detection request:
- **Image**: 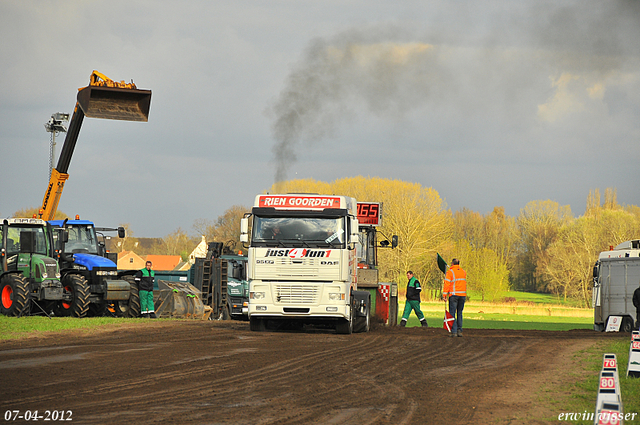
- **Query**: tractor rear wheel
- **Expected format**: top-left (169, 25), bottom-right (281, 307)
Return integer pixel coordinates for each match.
top-left (0, 274), bottom-right (29, 317)
top-left (112, 276), bottom-right (141, 318)
top-left (54, 274), bottom-right (90, 318)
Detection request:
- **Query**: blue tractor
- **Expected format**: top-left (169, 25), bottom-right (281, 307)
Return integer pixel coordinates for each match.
top-left (49, 219), bottom-right (139, 317)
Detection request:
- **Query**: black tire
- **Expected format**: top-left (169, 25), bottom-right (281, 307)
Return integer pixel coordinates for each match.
top-left (621, 316), bottom-right (634, 333)
top-left (54, 274), bottom-right (90, 318)
top-left (0, 274), bottom-right (29, 317)
top-left (250, 316), bottom-right (265, 331)
top-left (222, 303), bottom-right (231, 320)
top-left (336, 317), bottom-right (353, 334)
top-left (353, 294), bottom-right (371, 333)
top-left (113, 276), bottom-right (141, 318)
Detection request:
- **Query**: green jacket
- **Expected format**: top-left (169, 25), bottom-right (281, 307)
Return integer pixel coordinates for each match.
top-left (135, 268), bottom-right (155, 292)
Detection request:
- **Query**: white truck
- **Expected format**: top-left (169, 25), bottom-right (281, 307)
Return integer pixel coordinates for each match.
top-left (593, 239), bottom-right (640, 332)
top-left (240, 194), bottom-right (372, 334)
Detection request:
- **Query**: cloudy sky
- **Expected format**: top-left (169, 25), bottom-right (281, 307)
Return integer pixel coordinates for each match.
top-left (1, 1), bottom-right (639, 237)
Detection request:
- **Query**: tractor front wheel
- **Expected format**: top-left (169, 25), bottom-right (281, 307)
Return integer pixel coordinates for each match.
top-left (54, 275), bottom-right (90, 318)
top-left (0, 274), bottom-right (29, 317)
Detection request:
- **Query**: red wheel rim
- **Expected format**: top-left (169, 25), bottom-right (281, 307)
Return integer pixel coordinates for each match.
top-left (62, 285), bottom-right (72, 309)
top-left (2, 285), bottom-right (13, 309)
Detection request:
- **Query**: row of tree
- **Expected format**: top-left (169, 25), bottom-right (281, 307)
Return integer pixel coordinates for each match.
top-left (269, 179), bottom-right (639, 306)
top-left (14, 180), bottom-right (639, 306)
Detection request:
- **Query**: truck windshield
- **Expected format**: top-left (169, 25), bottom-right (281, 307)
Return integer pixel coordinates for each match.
top-left (64, 225), bottom-right (98, 254)
top-left (3, 225), bottom-right (49, 256)
top-left (251, 216), bottom-right (345, 248)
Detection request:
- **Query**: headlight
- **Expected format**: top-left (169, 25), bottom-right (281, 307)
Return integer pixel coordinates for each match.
top-left (250, 292), bottom-right (265, 300)
top-left (38, 263), bottom-right (48, 279)
top-left (328, 293), bottom-right (345, 301)
top-left (96, 270), bottom-right (118, 276)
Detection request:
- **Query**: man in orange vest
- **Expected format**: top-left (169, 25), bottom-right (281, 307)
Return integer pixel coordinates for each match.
top-left (442, 258), bottom-right (467, 337)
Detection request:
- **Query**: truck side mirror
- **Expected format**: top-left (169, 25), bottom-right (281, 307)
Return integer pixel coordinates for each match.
top-left (240, 217), bottom-right (249, 243)
top-left (392, 235), bottom-right (398, 249)
top-left (117, 227), bottom-right (126, 238)
top-left (349, 217), bottom-right (359, 245)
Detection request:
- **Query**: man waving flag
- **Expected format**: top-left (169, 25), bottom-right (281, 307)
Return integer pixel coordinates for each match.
top-left (438, 253), bottom-right (455, 332)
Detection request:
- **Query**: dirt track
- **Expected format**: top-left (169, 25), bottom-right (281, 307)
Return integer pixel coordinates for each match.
top-left (0, 320), bottom-right (625, 425)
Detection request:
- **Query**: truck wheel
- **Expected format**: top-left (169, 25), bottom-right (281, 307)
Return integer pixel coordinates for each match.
top-left (336, 317), bottom-right (353, 334)
top-left (0, 274), bottom-right (29, 317)
top-left (54, 274), bottom-right (90, 318)
top-left (621, 316), bottom-right (634, 333)
top-left (353, 294), bottom-right (371, 333)
top-left (250, 317), bottom-right (265, 331)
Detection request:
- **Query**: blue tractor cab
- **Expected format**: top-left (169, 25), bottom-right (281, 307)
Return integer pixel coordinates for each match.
top-left (49, 219), bottom-right (137, 317)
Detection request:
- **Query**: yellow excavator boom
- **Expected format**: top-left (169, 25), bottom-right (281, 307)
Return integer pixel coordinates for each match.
top-left (38, 71), bottom-right (151, 220)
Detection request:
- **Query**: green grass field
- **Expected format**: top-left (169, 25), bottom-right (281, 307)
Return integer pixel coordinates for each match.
top-left (548, 338), bottom-right (640, 424)
top-left (0, 316), bottom-right (143, 340)
top-left (405, 310), bottom-right (594, 331)
top-left (399, 293), bottom-right (594, 331)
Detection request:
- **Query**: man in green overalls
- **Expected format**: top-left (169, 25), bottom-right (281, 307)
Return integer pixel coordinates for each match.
top-left (400, 271), bottom-right (428, 327)
top-left (135, 261), bottom-right (156, 318)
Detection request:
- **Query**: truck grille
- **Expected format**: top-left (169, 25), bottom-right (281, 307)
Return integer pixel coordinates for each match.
top-left (274, 285), bottom-right (319, 304)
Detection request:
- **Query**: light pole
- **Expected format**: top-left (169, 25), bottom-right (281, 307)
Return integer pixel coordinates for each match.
top-left (44, 112), bottom-right (70, 178)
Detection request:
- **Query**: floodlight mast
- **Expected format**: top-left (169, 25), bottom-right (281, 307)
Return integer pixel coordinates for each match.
top-left (44, 113), bottom-right (70, 178)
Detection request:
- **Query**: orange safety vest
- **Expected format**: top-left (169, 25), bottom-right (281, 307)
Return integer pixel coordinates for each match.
top-left (443, 265), bottom-right (467, 297)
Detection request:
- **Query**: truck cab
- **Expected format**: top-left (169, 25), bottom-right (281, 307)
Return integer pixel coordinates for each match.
top-left (241, 194), bottom-right (370, 334)
top-left (223, 254), bottom-right (249, 319)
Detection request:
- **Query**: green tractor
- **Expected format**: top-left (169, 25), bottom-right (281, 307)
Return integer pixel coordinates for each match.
top-left (0, 218), bottom-right (65, 317)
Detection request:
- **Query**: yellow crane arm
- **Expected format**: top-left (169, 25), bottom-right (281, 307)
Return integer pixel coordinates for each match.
top-left (39, 168), bottom-right (69, 221)
top-left (38, 71), bottom-right (151, 220)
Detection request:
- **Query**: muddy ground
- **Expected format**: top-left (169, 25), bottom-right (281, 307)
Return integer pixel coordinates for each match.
top-left (0, 320), bottom-right (625, 424)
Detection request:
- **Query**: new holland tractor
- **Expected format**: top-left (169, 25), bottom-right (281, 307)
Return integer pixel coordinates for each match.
top-left (0, 218), bottom-right (64, 317)
top-left (49, 218), bottom-right (139, 317)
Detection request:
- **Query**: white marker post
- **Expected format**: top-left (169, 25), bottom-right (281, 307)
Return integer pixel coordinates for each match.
top-left (627, 339), bottom-right (640, 378)
top-left (595, 370), bottom-right (622, 420)
top-left (602, 354), bottom-right (620, 391)
top-left (595, 402), bottom-right (624, 425)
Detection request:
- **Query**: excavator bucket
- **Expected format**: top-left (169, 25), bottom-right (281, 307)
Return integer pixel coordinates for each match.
top-left (77, 85), bottom-right (151, 122)
top-left (154, 281), bottom-right (209, 319)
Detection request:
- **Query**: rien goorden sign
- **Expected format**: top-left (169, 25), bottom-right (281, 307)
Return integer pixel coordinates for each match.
top-left (259, 195), bottom-right (341, 209)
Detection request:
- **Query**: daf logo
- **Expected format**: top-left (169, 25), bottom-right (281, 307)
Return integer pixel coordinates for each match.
top-left (257, 259), bottom-right (274, 264)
